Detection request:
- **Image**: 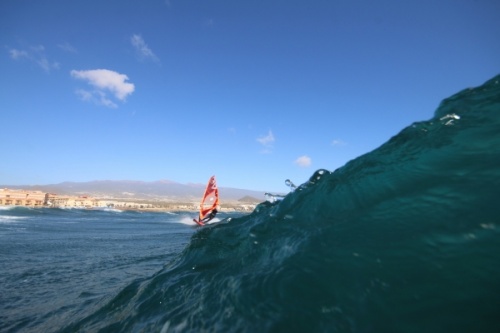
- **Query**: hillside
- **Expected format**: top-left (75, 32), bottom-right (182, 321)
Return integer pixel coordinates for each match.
top-left (1, 180), bottom-right (268, 203)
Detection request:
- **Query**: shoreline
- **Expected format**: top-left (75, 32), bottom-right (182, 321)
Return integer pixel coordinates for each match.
top-left (0, 204), bottom-right (255, 213)
top-left (1, 188), bottom-right (262, 213)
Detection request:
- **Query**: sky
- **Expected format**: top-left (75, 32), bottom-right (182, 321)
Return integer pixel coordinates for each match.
top-left (1, 0), bottom-right (499, 193)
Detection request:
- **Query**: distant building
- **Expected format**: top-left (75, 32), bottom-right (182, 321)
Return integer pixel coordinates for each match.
top-left (0, 188), bottom-right (48, 207)
top-left (0, 189), bottom-right (104, 209)
top-left (0, 188), bottom-right (253, 211)
top-left (46, 193), bottom-right (101, 208)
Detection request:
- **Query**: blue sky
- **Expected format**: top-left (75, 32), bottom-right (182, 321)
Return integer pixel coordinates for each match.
top-left (1, 0), bottom-right (499, 192)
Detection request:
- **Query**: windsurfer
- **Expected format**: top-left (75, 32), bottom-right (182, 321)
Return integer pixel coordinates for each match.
top-left (194, 175), bottom-right (220, 226)
top-left (201, 208), bottom-right (218, 223)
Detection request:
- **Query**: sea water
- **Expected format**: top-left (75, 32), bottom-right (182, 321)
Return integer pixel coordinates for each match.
top-left (2, 74), bottom-right (500, 332)
top-left (0, 208), bottom-right (209, 332)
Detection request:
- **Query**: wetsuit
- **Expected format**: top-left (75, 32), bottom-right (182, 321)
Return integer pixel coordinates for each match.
top-left (201, 208), bottom-right (218, 223)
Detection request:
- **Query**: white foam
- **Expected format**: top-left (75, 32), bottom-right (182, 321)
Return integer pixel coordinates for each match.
top-left (0, 216), bottom-right (28, 223)
top-left (205, 217), bottom-right (220, 224)
top-left (96, 207), bottom-right (123, 213)
top-left (175, 215), bottom-right (221, 226)
top-left (179, 216), bottom-right (197, 226)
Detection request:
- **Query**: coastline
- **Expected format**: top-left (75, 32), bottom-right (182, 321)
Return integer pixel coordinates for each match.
top-left (1, 188), bottom-right (261, 213)
top-left (0, 202), bottom-right (257, 214)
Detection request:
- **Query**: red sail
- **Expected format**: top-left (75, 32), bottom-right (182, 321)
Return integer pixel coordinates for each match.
top-left (198, 175), bottom-right (219, 222)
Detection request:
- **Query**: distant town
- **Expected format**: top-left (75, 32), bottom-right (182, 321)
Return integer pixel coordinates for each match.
top-left (0, 188), bottom-right (258, 212)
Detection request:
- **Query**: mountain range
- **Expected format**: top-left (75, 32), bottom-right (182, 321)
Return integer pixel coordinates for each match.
top-left (1, 180), bottom-right (271, 203)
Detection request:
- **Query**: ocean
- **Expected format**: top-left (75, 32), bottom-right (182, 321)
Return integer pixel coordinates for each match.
top-left (1, 74), bottom-right (500, 333)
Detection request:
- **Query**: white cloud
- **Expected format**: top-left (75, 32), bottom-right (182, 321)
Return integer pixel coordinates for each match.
top-left (38, 57), bottom-right (60, 72)
top-left (257, 130), bottom-right (275, 154)
top-left (75, 89), bottom-right (93, 101)
top-left (294, 155), bottom-right (312, 167)
top-left (70, 69), bottom-right (135, 100)
top-left (257, 130), bottom-right (275, 146)
top-left (8, 45), bottom-right (59, 72)
top-left (131, 34), bottom-right (159, 62)
top-left (331, 139), bottom-right (346, 146)
top-left (75, 89), bottom-right (118, 108)
top-left (95, 91), bottom-right (118, 108)
top-left (71, 69), bottom-right (134, 108)
top-left (9, 49), bottom-right (28, 59)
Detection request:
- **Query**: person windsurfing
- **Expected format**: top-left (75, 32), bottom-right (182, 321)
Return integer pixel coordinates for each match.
top-left (200, 207), bottom-right (218, 224)
top-left (193, 175), bottom-right (220, 226)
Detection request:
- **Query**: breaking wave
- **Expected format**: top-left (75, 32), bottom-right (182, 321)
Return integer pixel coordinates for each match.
top-left (61, 75), bottom-right (500, 333)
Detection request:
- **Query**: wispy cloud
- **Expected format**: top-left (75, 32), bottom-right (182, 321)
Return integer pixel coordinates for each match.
top-left (38, 57), bottom-right (60, 72)
top-left (131, 34), bottom-right (159, 63)
top-left (57, 42), bottom-right (77, 53)
top-left (8, 45), bottom-right (59, 73)
top-left (9, 49), bottom-right (28, 59)
top-left (70, 69), bottom-right (135, 108)
top-left (294, 155), bottom-right (312, 167)
top-left (331, 139), bottom-right (346, 147)
top-left (257, 130), bottom-right (275, 146)
top-left (256, 130), bottom-right (275, 154)
top-left (75, 89), bottom-right (118, 108)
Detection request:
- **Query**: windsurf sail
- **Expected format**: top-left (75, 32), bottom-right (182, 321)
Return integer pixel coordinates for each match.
top-left (195, 175), bottom-right (219, 225)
